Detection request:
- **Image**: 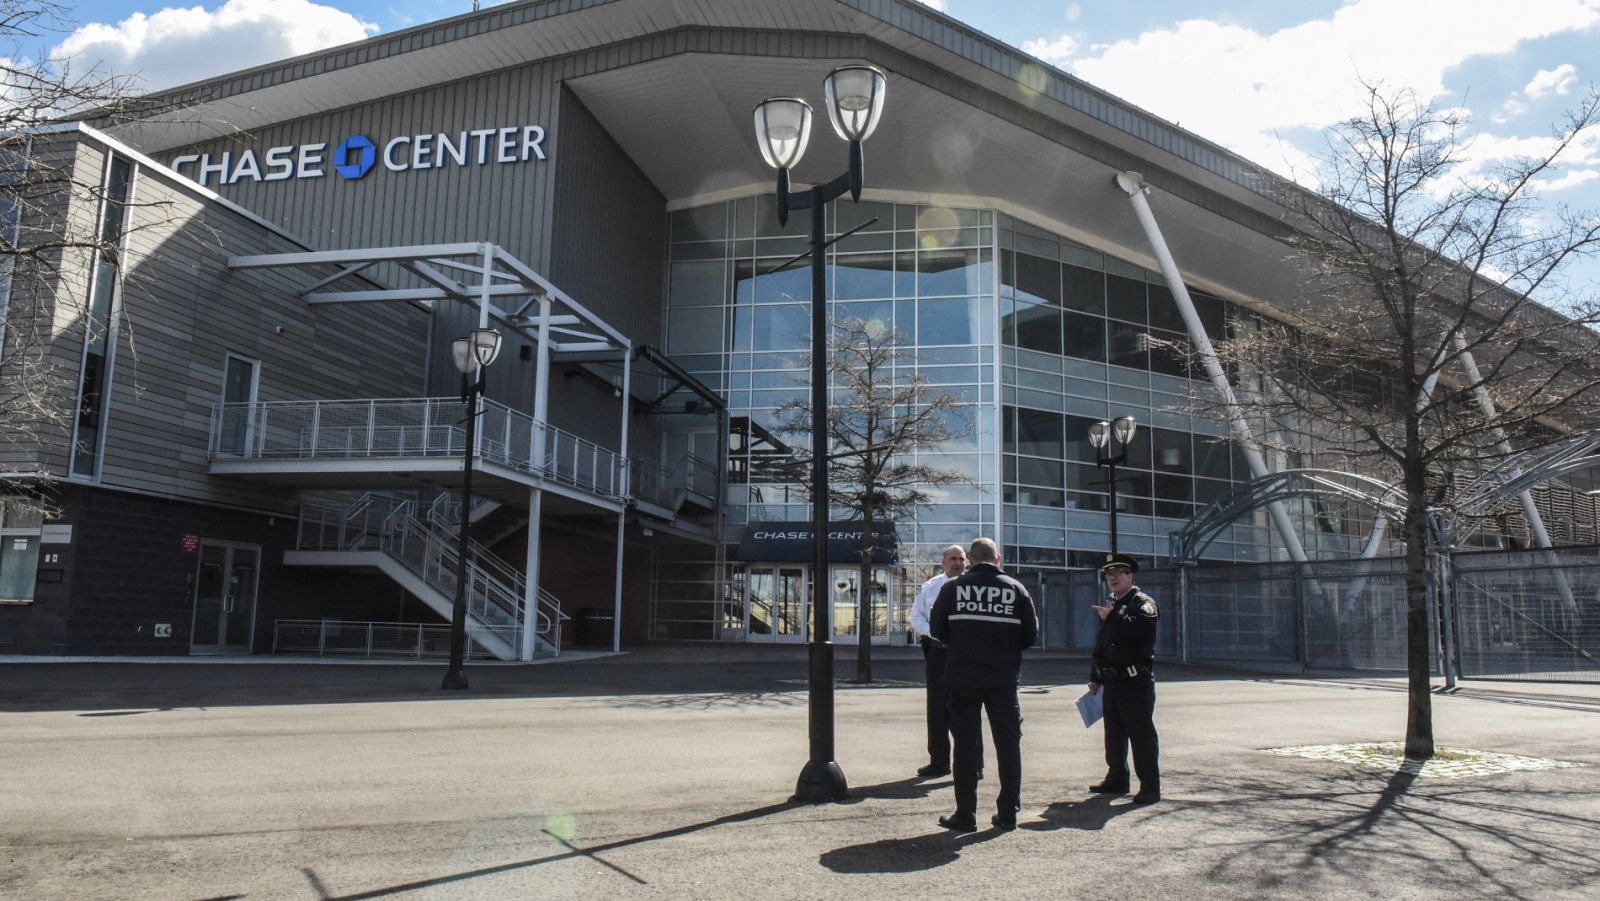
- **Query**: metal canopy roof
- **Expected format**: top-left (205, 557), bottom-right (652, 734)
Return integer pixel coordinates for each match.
top-left (227, 242), bottom-right (628, 355)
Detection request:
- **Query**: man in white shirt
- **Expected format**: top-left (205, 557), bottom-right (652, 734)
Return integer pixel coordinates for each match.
top-left (911, 544), bottom-right (968, 777)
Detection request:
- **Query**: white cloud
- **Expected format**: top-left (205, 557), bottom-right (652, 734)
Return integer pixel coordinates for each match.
top-left (1065, 4), bottom-right (1083, 23)
top-left (1493, 98), bottom-right (1530, 123)
top-left (1523, 63), bottom-right (1579, 98)
top-left (1538, 168), bottom-right (1600, 191)
top-left (1057, 0), bottom-right (1600, 179)
top-left (56, 0), bottom-right (376, 92)
top-left (1023, 34), bottom-right (1078, 66)
top-left (916, 0), bottom-right (949, 11)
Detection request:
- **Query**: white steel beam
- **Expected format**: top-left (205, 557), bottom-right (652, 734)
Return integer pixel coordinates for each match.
top-left (229, 243), bottom-right (486, 269)
top-left (1116, 171), bottom-right (1310, 563)
top-left (521, 487), bottom-right (544, 662)
top-left (1450, 333), bottom-right (1577, 613)
top-left (613, 345), bottom-right (633, 654)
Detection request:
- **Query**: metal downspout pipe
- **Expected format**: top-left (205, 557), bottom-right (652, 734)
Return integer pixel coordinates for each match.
top-left (1114, 172), bottom-right (1310, 564)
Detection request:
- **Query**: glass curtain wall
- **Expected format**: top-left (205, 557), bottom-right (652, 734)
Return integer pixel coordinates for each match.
top-left (662, 197), bottom-right (999, 638)
top-left (657, 198), bottom-right (1395, 639)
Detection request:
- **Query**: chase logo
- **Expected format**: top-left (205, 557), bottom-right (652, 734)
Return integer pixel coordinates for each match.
top-left (333, 135), bottom-right (377, 180)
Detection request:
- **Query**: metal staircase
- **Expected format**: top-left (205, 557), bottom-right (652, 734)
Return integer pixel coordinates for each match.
top-left (289, 494), bottom-right (567, 660)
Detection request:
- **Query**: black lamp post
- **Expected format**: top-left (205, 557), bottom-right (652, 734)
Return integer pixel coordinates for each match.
top-left (753, 64), bottom-right (887, 803)
top-left (442, 326), bottom-right (503, 690)
top-left (1088, 415), bottom-right (1138, 555)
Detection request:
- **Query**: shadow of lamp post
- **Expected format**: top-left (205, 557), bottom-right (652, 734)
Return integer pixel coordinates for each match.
top-left (753, 64), bottom-right (888, 802)
top-left (1088, 415), bottom-right (1137, 556)
top-left (442, 326), bottom-right (503, 690)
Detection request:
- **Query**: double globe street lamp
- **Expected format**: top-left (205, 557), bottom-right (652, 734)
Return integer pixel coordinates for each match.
top-left (442, 326), bottom-right (503, 690)
top-left (1088, 415), bottom-right (1138, 556)
top-left (753, 64), bottom-right (887, 803)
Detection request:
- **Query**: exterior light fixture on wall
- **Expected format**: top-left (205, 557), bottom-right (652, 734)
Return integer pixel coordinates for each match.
top-left (752, 63), bottom-right (888, 804)
top-left (442, 325), bottom-right (502, 690)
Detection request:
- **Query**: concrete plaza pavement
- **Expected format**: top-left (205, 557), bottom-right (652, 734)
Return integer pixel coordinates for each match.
top-left (3, 647), bottom-right (1598, 899)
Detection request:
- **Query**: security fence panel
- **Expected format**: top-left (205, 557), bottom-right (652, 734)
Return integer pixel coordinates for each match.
top-left (1185, 562), bottom-right (1301, 665)
top-left (1451, 545), bottom-right (1600, 683)
top-left (1298, 557), bottom-right (1413, 671)
top-left (1036, 568), bottom-right (1179, 659)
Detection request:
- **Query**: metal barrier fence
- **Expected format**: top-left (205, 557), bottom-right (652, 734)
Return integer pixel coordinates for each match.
top-left (1037, 554), bottom-right (1474, 677)
top-left (1450, 546), bottom-right (1600, 682)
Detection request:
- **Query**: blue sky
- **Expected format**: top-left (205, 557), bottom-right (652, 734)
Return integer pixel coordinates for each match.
top-left (48, 0), bottom-right (1600, 296)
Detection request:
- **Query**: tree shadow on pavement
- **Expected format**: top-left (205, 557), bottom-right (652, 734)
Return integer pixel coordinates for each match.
top-left (1159, 765), bottom-right (1600, 900)
top-left (604, 690), bottom-right (805, 711)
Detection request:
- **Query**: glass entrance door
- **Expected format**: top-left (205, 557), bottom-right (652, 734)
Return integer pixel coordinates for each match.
top-left (746, 565), bottom-right (808, 643)
top-left (190, 541), bottom-right (261, 654)
top-left (831, 566), bottom-right (894, 645)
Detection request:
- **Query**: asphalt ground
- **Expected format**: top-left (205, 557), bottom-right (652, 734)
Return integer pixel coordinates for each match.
top-left (3, 647), bottom-right (1598, 900)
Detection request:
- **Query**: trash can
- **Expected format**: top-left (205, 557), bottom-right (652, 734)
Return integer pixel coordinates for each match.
top-left (575, 608), bottom-right (615, 646)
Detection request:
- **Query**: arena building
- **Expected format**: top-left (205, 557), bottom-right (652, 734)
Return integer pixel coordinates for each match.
top-left (2, 0), bottom-right (1594, 657)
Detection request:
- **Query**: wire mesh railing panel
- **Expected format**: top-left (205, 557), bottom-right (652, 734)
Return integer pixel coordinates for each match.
top-left (1036, 569), bottom-right (1180, 659)
top-left (1185, 566), bottom-right (1301, 665)
top-left (1451, 545), bottom-right (1600, 682)
top-left (1298, 558), bottom-right (1413, 671)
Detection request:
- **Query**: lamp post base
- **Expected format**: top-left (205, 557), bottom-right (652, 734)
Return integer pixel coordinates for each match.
top-left (441, 669), bottom-right (470, 690)
top-left (793, 759), bottom-right (848, 803)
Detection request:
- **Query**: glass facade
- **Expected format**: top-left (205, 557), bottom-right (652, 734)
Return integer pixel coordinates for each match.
top-left (656, 195), bottom-right (1382, 638)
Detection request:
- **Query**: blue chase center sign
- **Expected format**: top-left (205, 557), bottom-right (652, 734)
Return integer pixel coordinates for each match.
top-left (171, 124), bottom-right (547, 187)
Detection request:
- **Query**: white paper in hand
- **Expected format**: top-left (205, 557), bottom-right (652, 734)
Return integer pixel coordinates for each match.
top-left (1076, 686), bottom-right (1103, 728)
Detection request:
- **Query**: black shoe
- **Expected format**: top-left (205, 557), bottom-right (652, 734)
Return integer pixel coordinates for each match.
top-left (1131, 789), bottom-right (1161, 804)
top-left (990, 813), bottom-right (1016, 832)
top-left (938, 813), bottom-right (977, 833)
top-left (917, 763), bottom-right (951, 778)
top-left (1089, 781), bottom-right (1129, 794)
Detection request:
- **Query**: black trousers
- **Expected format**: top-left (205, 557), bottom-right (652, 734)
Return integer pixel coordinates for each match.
top-left (922, 639), bottom-right (951, 766)
top-left (948, 684), bottom-right (1021, 818)
top-left (1102, 676), bottom-right (1160, 791)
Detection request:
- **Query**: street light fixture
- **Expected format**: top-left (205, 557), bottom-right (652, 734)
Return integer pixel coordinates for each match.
top-left (1088, 414), bottom-right (1137, 555)
top-left (442, 326), bottom-right (503, 690)
top-left (754, 63), bottom-right (887, 803)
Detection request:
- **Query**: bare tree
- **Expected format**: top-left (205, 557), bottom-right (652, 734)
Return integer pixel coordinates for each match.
top-left (1, 1), bottom-right (154, 514)
top-left (1212, 82), bottom-right (1600, 757)
top-left (777, 317), bottom-right (972, 683)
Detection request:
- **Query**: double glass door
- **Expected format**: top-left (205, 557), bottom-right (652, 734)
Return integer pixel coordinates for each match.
top-left (190, 541), bottom-right (261, 654)
top-left (745, 565), bottom-right (894, 644)
top-left (747, 566), bottom-right (808, 642)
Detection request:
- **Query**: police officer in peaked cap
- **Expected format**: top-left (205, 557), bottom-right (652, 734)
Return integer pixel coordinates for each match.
top-left (1088, 553), bottom-right (1161, 804)
top-left (930, 537), bottom-right (1039, 832)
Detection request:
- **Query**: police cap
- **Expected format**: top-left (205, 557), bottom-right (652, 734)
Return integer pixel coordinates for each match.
top-left (1101, 552), bottom-right (1139, 574)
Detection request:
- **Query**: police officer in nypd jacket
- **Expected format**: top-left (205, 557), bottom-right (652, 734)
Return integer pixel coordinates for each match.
top-left (1088, 552), bottom-right (1161, 804)
top-left (930, 537), bottom-right (1038, 833)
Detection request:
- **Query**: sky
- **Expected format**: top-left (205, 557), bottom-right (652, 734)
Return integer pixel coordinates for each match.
top-left (35, 0), bottom-right (1600, 295)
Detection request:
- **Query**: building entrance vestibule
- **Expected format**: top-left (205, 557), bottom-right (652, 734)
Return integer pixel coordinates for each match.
top-left (190, 540), bottom-right (260, 654)
top-left (743, 564), bottom-right (897, 644)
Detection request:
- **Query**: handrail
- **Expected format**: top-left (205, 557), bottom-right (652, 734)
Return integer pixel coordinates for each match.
top-left (297, 494), bottom-right (567, 656)
top-left (210, 397), bottom-right (626, 499)
top-left (272, 618), bottom-right (515, 660)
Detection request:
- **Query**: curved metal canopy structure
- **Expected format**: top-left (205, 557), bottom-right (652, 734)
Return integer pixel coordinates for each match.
top-left (1168, 432), bottom-right (1600, 565)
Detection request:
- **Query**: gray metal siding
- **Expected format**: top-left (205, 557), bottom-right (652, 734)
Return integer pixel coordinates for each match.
top-left (546, 86), bottom-right (666, 451)
top-left (79, 136), bottom-right (431, 511)
top-left (156, 62), bottom-right (567, 274)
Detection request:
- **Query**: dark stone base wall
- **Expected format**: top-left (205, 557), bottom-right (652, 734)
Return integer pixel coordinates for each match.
top-left (487, 517), bottom-right (655, 648)
top-left (0, 485), bottom-right (418, 656)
